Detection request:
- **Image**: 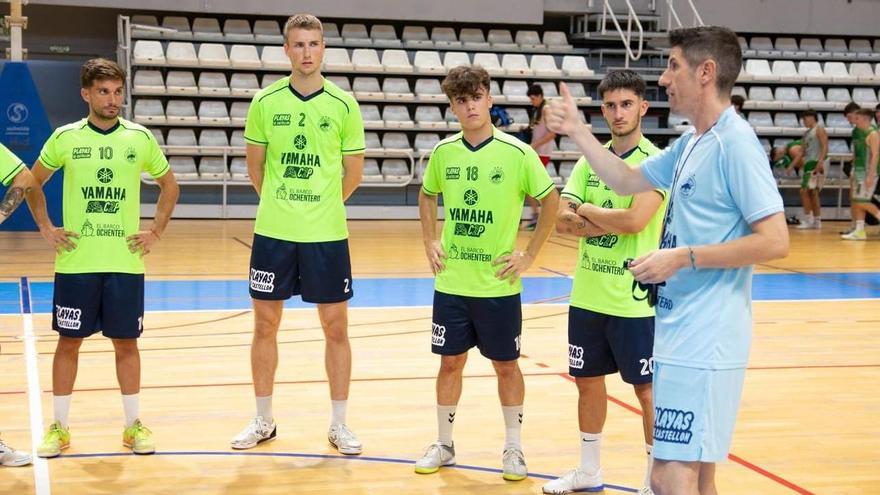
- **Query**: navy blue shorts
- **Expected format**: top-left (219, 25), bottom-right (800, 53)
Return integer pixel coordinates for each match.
top-left (249, 234), bottom-right (353, 304)
top-left (568, 306), bottom-right (654, 384)
top-left (52, 273), bottom-right (145, 339)
top-left (431, 291), bottom-right (522, 361)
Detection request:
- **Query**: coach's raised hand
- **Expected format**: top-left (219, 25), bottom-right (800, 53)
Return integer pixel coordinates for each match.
top-left (543, 82), bottom-right (585, 136)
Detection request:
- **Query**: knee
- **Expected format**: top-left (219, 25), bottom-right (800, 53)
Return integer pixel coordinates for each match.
top-left (56, 337), bottom-right (83, 353)
top-left (439, 354), bottom-right (467, 375)
top-left (491, 359), bottom-right (519, 379)
top-left (322, 321), bottom-right (349, 346)
top-left (634, 383), bottom-right (653, 406)
top-left (112, 339), bottom-right (139, 356)
top-left (253, 316), bottom-right (280, 339)
top-left (574, 376), bottom-right (605, 396)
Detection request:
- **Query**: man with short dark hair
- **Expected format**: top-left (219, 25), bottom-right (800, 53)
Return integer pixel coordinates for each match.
top-left (416, 65), bottom-right (558, 481)
top-left (28, 57), bottom-right (179, 457)
top-left (544, 69), bottom-right (665, 495)
top-left (231, 12), bottom-right (366, 454)
top-left (545, 26), bottom-right (789, 494)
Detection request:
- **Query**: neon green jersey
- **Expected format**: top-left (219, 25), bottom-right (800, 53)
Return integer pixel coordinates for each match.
top-left (561, 136), bottom-right (666, 317)
top-left (422, 127), bottom-right (555, 297)
top-left (245, 76), bottom-right (365, 242)
top-left (0, 142), bottom-right (25, 186)
top-left (38, 118), bottom-right (169, 274)
top-left (852, 125), bottom-right (878, 174)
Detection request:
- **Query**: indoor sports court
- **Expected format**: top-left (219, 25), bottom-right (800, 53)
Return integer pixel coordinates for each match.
top-left (0, 1), bottom-right (878, 494)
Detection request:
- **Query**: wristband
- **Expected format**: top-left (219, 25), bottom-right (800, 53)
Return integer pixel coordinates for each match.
top-left (687, 246), bottom-right (697, 270)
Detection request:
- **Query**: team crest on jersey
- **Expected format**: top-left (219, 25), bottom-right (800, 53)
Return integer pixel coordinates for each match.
top-left (680, 176), bottom-right (696, 198)
top-left (463, 189), bottom-right (479, 206)
top-left (318, 116), bottom-right (332, 132)
top-left (72, 147), bottom-right (92, 160)
top-left (293, 134), bottom-right (308, 150)
top-left (96, 168), bottom-right (114, 184)
top-left (55, 305), bottom-right (82, 330)
top-left (601, 199), bottom-right (614, 209)
top-left (80, 219), bottom-right (95, 237)
top-left (125, 147), bottom-right (137, 163)
top-left (579, 249), bottom-right (591, 269)
top-left (273, 114), bottom-right (291, 126)
top-left (490, 166), bottom-right (504, 184)
top-left (275, 184), bottom-right (288, 200)
top-left (447, 244), bottom-right (459, 259)
top-left (431, 323), bottom-right (446, 346)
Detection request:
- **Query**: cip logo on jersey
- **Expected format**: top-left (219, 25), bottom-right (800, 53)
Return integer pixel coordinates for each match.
top-left (55, 305), bottom-right (82, 330)
top-left (568, 344), bottom-right (584, 369)
top-left (431, 322), bottom-right (446, 347)
top-left (249, 268), bottom-right (275, 293)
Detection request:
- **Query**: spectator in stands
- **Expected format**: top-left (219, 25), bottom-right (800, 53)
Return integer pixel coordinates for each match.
top-left (842, 108), bottom-right (880, 240)
top-left (875, 103), bottom-right (880, 126)
top-left (730, 94), bottom-right (745, 119)
top-left (523, 84), bottom-right (557, 230)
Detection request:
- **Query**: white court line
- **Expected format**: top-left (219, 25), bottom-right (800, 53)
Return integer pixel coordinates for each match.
top-left (20, 278), bottom-right (51, 495)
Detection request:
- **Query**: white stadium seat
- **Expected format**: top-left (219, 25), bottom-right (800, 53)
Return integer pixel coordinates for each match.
top-left (799, 87), bottom-right (834, 111)
top-left (797, 61), bottom-right (831, 84)
top-left (383, 78), bottom-right (414, 100)
top-left (415, 78), bottom-right (445, 101)
top-left (745, 59), bottom-right (777, 81)
top-left (260, 46), bottom-right (289, 70)
top-left (229, 45), bottom-right (261, 69)
top-left (230, 102), bottom-right (248, 126)
top-left (133, 40), bottom-right (165, 65)
top-left (198, 101), bottom-right (230, 124)
top-left (370, 25), bottom-right (401, 48)
top-left (431, 27), bottom-right (461, 49)
top-left (362, 159), bottom-right (383, 183)
top-left (199, 157), bottom-right (228, 180)
top-left (472, 53), bottom-right (504, 76)
top-left (230, 73), bottom-right (260, 96)
top-left (161, 16), bottom-right (192, 40)
top-left (502, 54), bottom-right (531, 76)
top-left (352, 77), bottom-right (383, 100)
top-left (382, 159), bottom-right (410, 183)
top-left (530, 55), bottom-right (561, 77)
top-left (192, 18), bottom-right (223, 41)
top-left (198, 43), bottom-right (230, 68)
top-left (323, 23), bottom-right (342, 45)
top-left (488, 29), bottom-right (517, 50)
top-left (131, 15), bottom-right (160, 39)
top-left (824, 62), bottom-right (855, 83)
top-left (543, 31), bottom-right (573, 51)
top-left (772, 60), bottom-right (804, 83)
top-left (253, 20), bottom-right (282, 44)
top-left (198, 72), bottom-right (229, 95)
top-left (460, 28), bottom-right (490, 50)
top-left (562, 56), bottom-right (594, 76)
top-left (414, 133), bottom-right (441, 153)
top-left (360, 105), bottom-right (383, 128)
top-left (166, 99), bottom-right (198, 123)
top-left (133, 70), bottom-right (164, 93)
top-left (414, 51), bottom-right (444, 74)
top-left (515, 30), bottom-right (544, 50)
top-left (502, 80), bottom-right (529, 103)
top-left (567, 82), bottom-right (592, 105)
top-left (198, 129), bottom-right (229, 152)
top-left (744, 86), bottom-right (777, 110)
top-left (381, 49), bottom-right (413, 73)
top-left (443, 52), bottom-right (471, 71)
top-left (489, 80), bottom-right (505, 103)
top-left (402, 26), bottom-right (432, 48)
top-left (415, 106), bottom-right (445, 129)
top-left (381, 132), bottom-right (410, 150)
top-left (322, 48), bottom-right (353, 72)
top-left (341, 24), bottom-right (371, 47)
top-left (261, 74), bottom-right (284, 88)
top-left (352, 49), bottom-right (383, 72)
top-left (223, 19), bottom-right (254, 42)
top-left (165, 71), bottom-right (197, 94)
top-left (169, 157), bottom-right (198, 180)
top-left (775, 87), bottom-right (804, 110)
top-left (166, 129), bottom-right (198, 154)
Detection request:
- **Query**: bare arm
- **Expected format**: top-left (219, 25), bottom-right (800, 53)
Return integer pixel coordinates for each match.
top-left (868, 132), bottom-right (879, 182)
top-left (629, 212), bottom-right (789, 284)
top-left (555, 197), bottom-right (606, 237)
top-left (246, 143), bottom-right (267, 196)
top-left (341, 153), bottom-right (364, 201)
top-left (816, 126), bottom-right (828, 173)
top-left (544, 83), bottom-right (655, 195)
top-left (495, 189), bottom-right (561, 283)
top-left (25, 161), bottom-right (78, 252)
top-left (0, 167), bottom-right (35, 224)
top-left (418, 189), bottom-right (446, 274)
top-left (576, 191), bottom-right (664, 234)
top-left (127, 171), bottom-right (179, 256)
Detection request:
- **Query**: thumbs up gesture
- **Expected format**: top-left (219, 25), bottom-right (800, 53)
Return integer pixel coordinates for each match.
top-left (544, 82), bottom-right (583, 136)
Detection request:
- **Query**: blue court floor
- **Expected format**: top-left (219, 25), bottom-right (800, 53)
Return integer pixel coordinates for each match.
top-left (3, 271), bottom-right (879, 313)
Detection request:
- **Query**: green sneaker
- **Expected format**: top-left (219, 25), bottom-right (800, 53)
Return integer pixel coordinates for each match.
top-left (123, 420), bottom-right (155, 455)
top-left (37, 422), bottom-right (70, 458)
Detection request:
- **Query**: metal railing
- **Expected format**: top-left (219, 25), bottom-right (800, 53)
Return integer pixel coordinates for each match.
top-left (600, 0), bottom-right (644, 68)
top-left (666, 0), bottom-right (705, 30)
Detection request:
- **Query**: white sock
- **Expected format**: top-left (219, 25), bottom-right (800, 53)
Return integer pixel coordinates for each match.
top-left (331, 400), bottom-right (347, 426)
top-left (803, 213), bottom-right (813, 224)
top-left (255, 395), bottom-right (273, 422)
top-left (501, 405), bottom-right (523, 450)
top-left (580, 431), bottom-right (601, 474)
top-left (644, 444), bottom-right (654, 488)
top-left (53, 394), bottom-right (72, 429)
top-left (437, 405), bottom-right (456, 447)
top-left (856, 220), bottom-right (865, 231)
top-left (121, 394), bottom-right (139, 428)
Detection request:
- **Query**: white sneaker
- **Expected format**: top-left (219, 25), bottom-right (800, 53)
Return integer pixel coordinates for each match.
top-left (639, 487), bottom-right (655, 495)
top-left (842, 230), bottom-right (867, 241)
top-left (0, 438), bottom-right (32, 467)
top-left (414, 442), bottom-right (455, 474)
top-left (795, 219), bottom-right (814, 229)
top-left (542, 468), bottom-right (604, 494)
top-left (230, 416), bottom-right (276, 450)
top-left (328, 424), bottom-right (362, 455)
top-left (812, 220), bottom-right (822, 230)
top-left (502, 447), bottom-right (528, 481)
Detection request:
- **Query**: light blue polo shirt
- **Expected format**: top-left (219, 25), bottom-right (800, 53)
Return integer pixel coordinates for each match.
top-left (639, 105), bottom-right (783, 370)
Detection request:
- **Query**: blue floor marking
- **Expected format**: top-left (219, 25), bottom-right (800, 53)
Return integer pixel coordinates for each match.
top-left (2, 271), bottom-right (879, 314)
